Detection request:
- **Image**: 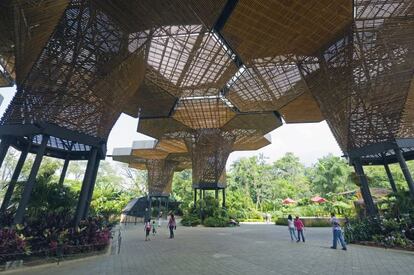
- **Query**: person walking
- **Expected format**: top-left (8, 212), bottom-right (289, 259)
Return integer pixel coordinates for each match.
top-left (158, 211), bottom-right (163, 227)
top-left (168, 213), bottom-right (176, 239)
top-left (152, 220), bottom-right (157, 236)
top-left (144, 218), bottom-right (152, 241)
top-left (330, 213), bottom-right (347, 250)
top-left (287, 214), bottom-right (298, 241)
top-left (294, 216), bottom-right (305, 242)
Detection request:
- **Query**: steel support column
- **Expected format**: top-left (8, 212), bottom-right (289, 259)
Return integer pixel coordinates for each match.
top-left (0, 136), bottom-right (11, 169)
top-left (74, 147), bottom-right (98, 227)
top-left (82, 158), bottom-right (100, 219)
top-left (13, 135), bottom-right (49, 225)
top-left (194, 188), bottom-right (197, 206)
top-left (0, 145), bottom-right (30, 216)
top-left (394, 148), bottom-right (414, 199)
top-left (215, 189), bottom-right (219, 200)
top-left (384, 163), bottom-right (398, 193)
top-left (58, 156), bottom-right (70, 186)
top-left (353, 158), bottom-right (377, 216)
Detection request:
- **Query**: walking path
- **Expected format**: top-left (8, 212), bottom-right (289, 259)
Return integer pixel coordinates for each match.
top-left (5, 224), bottom-right (414, 275)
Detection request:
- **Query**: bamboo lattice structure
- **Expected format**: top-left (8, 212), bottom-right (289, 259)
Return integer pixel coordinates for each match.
top-left (112, 140), bottom-right (191, 196)
top-left (0, 0), bottom-right (413, 166)
top-left (299, 0), bottom-right (414, 163)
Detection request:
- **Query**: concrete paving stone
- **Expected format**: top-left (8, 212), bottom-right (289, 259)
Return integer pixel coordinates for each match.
top-left (5, 224), bottom-right (414, 275)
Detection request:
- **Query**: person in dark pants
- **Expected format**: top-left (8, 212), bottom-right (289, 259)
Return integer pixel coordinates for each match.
top-left (168, 213), bottom-right (176, 239)
top-left (294, 216), bottom-right (305, 242)
top-left (144, 218), bottom-right (151, 241)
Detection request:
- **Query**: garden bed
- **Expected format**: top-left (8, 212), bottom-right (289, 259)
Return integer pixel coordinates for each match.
top-left (351, 241), bottom-right (414, 252)
top-left (0, 243), bottom-right (109, 272)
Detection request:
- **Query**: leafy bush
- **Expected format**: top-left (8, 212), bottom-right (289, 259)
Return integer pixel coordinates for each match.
top-left (181, 214), bottom-right (201, 227)
top-left (181, 198), bottom-right (229, 227)
top-left (203, 216), bottom-right (229, 227)
top-left (275, 217), bottom-right (332, 227)
top-left (344, 216), bottom-right (414, 249)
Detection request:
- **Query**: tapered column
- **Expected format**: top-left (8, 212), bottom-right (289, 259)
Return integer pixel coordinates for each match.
top-left (394, 148), bottom-right (414, 199)
top-left (74, 147), bottom-right (98, 227)
top-left (82, 158), bottom-right (100, 219)
top-left (184, 129), bottom-right (234, 189)
top-left (0, 136), bottom-right (11, 169)
top-left (14, 135), bottom-right (49, 225)
top-left (353, 157), bottom-right (377, 216)
top-left (58, 156), bottom-right (70, 186)
top-left (0, 145), bottom-right (30, 215)
top-left (384, 163), bottom-right (398, 193)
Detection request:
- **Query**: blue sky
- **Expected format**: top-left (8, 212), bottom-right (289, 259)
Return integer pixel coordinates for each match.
top-left (0, 87), bottom-right (342, 167)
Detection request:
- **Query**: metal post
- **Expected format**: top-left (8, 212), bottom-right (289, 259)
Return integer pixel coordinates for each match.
top-left (203, 189), bottom-right (206, 199)
top-left (384, 162), bottom-right (398, 193)
top-left (166, 197), bottom-right (169, 214)
top-left (13, 135), bottom-right (49, 225)
top-left (0, 146), bottom-right (29, 216)
top-left (82, 158), bottom-right (100, 219)
top-left (353, 157), bottom-right (377, 216)
top-left (74, 147), bottom-right (98, 227)
top-left (394, 148), bottom-right (414, 199)
top-left (215, 189), bottom-right (219, 200)
top-left (199, 188), bottom-right (202, 201)
top-left (0, 136), bottom-right (11, 169)
top-left (194, 188), bottom-right (197, 206)
top-left (222, 188), bottom-right (226, 208)
top-left (58, 156), bottom-right (70, 186)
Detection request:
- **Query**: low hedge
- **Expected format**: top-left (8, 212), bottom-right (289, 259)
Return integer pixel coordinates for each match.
top-left (203, 217), bottom-right (229, 227)
top-left (181, 214), bottom-right (201, 227)
top-left (275, 217), bottom-right (342, 227)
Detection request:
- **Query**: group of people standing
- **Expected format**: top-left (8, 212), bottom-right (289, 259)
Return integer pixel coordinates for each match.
top-left (287, 215), bottom-right (305, 242)
top-left (287, 213), bottom-right (347, 250)
top-left (144, 212), bottom-right (177, 241)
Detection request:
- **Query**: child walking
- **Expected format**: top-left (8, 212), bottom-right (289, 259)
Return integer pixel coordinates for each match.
top-left (152, 220), bottom-right (158, 236)
top-left (144, 219), bottom-right (152, 241)
top-left (294, 216), bottom-right (305, 242)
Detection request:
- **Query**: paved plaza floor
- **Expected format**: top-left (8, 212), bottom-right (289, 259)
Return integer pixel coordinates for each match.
top-left (6, 223), bottom-right (414, 275)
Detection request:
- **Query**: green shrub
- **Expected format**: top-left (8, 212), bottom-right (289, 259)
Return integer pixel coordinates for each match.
top-left (275, 217), bottom-right (334, 227)
top-left (181, 214), bottom-right (201, 227)
top-left (203, 216), bottom-right (229, 227)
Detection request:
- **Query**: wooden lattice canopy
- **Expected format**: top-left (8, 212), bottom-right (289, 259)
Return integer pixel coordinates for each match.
top-left (1, 0), bottom-right (413, 165)
top-left (112, 140), bottom-right (191, 196)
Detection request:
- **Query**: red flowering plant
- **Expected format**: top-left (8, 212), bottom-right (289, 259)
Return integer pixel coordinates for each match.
top-left (0, 226), bottom-right (31, 263)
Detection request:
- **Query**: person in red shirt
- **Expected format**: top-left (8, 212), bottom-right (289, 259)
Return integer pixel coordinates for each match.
top-left (294, 216), bottom-right (305, 242)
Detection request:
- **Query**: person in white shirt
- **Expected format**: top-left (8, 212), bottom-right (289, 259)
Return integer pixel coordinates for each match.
top-left (287, 214), bottom-right (298, 241)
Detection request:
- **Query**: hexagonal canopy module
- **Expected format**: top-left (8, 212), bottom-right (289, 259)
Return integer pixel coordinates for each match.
top-left (137, 99), bottom-right (278, 190)
top-left (112, 140), bottom-right (191, 197)
top-left (113, 133), bottom-right (271, 193)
